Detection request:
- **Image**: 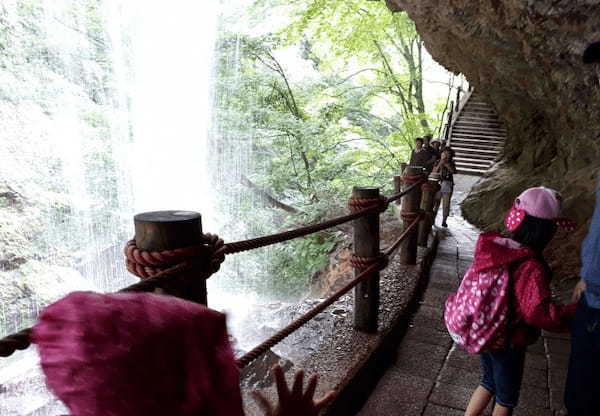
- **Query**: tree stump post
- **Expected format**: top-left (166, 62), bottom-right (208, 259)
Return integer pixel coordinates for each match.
top-left (134, 210), bottom-right (207, 305)
top-left (417, 176), bottom-right (440, 247)
top-left (352, 187), bottom-right (380, 333)
top-left (400, 167), bottom-right (425, 264)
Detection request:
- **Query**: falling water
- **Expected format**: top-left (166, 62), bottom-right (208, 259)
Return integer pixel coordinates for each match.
top-left (0, 0), bottom-right (232, 413)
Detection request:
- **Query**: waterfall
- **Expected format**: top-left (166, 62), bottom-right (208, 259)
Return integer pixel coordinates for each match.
top-left (0, 1), bottom-right (228, 414)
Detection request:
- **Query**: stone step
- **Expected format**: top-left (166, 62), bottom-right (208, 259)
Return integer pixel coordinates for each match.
top-left (450, 135), bottom-right (504, 145)
top-left (451, 143), bottom-right (503, 153)
top-left (455, 164), bottom-right (490, 174)
top-left (455, 118), bottom-right (503, 127)
top-left (452, 123), bottom-right (506, 137)
top-left (454, 122), bottom-right (505, 131)
top-left (454, 157), bottom-right (492, 168)
top-left (456, 117), bottom-right (503, 125)
top-left (452, 133), bottom-right (507, 143)
top-left (459, 114), bottom-right (501, 121)
top-left (465, 102), bottom-right (494, 109)
top-left (451, 147), bottom-right (499, 159)
top-left (461, 107), bottom-right (497, 115)
top-left (453, 151), bottom-right (498, 161)
top-left (451, 148), bottom-right (500, 161)
top-left (452, 128), bottom-right (507, 138)
top-left (454, 151), bottom-right (498, 163)
top-left (456, 166), bottom-right (487, 175)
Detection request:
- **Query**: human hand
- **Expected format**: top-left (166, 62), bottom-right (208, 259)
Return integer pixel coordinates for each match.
top-left (572, 278), bottom-right (587, 304)
top-left (253, 365), bottom-right (336, 416)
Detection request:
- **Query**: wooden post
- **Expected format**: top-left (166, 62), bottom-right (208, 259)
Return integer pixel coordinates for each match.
top-left (400, 167), bottom-right (424, 265)
top-left (393, 175), bottom-right (402, 196)
top-left (134, 210), bottom-right (207, 305)
top-left (352, 187), bottom-right (380, 333)
top-left (418, 177), bottom-right (440, 247)
top-left (446, 102), bottom-right (454, 147)
top-left (455, 88), bottom-right (462, 111)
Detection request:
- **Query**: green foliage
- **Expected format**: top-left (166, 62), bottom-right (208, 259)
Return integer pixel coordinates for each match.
top-left (211, 1), bottom-right (449, 298)
top-left (265, 233), bottom-right (339, 298)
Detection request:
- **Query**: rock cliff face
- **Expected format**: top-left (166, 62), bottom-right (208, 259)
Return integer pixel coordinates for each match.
top-left (388, 0), bottom-right (600, 276)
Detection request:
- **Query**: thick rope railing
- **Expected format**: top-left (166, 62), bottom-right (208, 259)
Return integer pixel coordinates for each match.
top-left (383, 210), bottom-right (425, 258)
top-left (224, 177), bottom-right (426, 255)
top-left (0, 261), bottom-right (200, 357)
top-left (237, 262), bottom-right (385, 369)
top-left (237, 213), bottom-right (423, 369)
top-left (0, 177), bottom-right (428, 359)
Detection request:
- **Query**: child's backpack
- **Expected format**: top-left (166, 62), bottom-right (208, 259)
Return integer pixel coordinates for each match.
top-left (444, 259), bottom-right (527, 354)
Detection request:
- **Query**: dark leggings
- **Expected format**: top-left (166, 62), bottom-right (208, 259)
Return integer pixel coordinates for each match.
top-left (565, 296), bottom-right (600, 416)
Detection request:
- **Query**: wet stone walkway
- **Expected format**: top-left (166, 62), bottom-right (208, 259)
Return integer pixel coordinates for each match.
top-left (358, 176), bottom-right (571, 416)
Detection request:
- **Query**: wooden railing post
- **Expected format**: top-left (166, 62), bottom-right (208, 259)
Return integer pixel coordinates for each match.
top-left (133, 210), bottom-right (207, 305)
top-left (400, 167), bottom-right (425, 264)
top-left (455, 88), bottom-right (462, 111)
top-left (445, 101), bottom-right (454, 147)
top-left (418, 176), bottom-right (440, 247)
top-left (352, 187), bottom-right (380, 333)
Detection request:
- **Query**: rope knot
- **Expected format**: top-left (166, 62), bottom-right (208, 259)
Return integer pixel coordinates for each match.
top-left (401, 172), bottom-right (428, 184)
top-left (347, 195), bottom-right (388, 213)
top-left (349, 253), bottom-right (388, 271)
top-left (421, 181), bottom-right (440, 191)
top-left (124, 234), bottom-right (225, 280)
top-left (400, 209), bottom-right (424, 222)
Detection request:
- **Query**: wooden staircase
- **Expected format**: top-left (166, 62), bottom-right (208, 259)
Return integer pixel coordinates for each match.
top-left (446, 90), bottom-right (506, 175)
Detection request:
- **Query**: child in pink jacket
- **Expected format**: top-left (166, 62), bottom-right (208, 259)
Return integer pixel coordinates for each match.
top-left (33, 291), bottom-right (335, 416)
top-left (465, 187), bottom-right (576, 416)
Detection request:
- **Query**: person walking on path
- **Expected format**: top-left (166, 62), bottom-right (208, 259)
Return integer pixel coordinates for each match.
top-left (432, 147), bottom-right (456, 227)
top-left (457, 187), bottom-right (576, 416)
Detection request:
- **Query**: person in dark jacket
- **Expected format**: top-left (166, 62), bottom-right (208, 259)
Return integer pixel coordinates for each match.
top-left (432, 147), bottom-right (456, 227)
top-left (431, 140), bottom-right (441, 161)
top-left (409, 137), bottom-right (436, 172)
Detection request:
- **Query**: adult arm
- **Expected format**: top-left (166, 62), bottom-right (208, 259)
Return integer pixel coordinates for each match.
top-left (512, 260), bottom-right (576, 333)
top-left (581, 182), bottom-right (600, 300)
top-left (448, 161), bottom-right (457, 174)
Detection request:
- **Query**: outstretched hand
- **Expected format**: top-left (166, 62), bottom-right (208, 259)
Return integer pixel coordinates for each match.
top-left (253, 365), bottom-right (336, 416)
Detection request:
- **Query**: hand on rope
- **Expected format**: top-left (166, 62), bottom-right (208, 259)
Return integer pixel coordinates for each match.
top-left (253, 365), bottom-right (336, 416)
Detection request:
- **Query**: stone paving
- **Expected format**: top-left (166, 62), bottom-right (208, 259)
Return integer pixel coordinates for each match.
top-left (358, 176), bottom-right (571, 416)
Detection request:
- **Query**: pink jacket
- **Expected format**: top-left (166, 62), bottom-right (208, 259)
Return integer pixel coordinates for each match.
top-left (472, 232), bottom-right (576, 346)
top-left (33, 292), bottom-right (244, 416)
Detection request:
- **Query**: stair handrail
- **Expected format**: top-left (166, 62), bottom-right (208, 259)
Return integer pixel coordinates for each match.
top-left (446, 87), bottom-right (474, 148)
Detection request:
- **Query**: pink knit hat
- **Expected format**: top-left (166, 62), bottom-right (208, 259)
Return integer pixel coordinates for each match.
top-left (504, 186), bottom-right (576, 232)
top-left (32, 292), bottom-right (244, 416)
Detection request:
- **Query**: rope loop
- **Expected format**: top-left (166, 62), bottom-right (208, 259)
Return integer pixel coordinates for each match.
top-left (125, 234), bottom-right (225, 280)
top-left (421, 181), bottom-right (440, 191)
top-left (347, 195), bottom-right (388, 213)
top-left (400, 209), bottom-right (424, 221)
top-left (401, 172), bottom-right (427, 184)
top-left (349, 253), bottom-right (388, 271)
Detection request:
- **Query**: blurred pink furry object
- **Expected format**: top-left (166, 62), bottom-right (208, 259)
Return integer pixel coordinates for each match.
top-left (32, 291), bottom-right (244, 416)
